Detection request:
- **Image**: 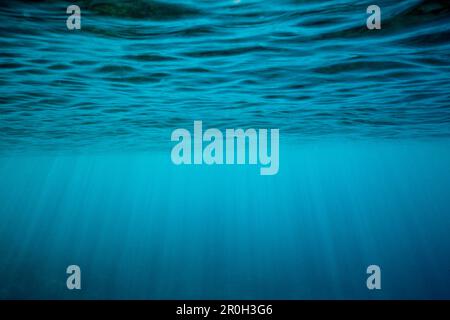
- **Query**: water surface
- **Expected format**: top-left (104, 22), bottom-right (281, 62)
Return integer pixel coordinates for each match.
top-left (0, 0), bottom-right (449, 299)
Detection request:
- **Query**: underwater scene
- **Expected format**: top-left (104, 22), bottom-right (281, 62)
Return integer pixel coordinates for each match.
top-left (0, 0), bottom-right (449, 299)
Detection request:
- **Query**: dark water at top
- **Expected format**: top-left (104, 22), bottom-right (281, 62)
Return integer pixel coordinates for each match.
top-left (1, 0), bottom-right (449, 152)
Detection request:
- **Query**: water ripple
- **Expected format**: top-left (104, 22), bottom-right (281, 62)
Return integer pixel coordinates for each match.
top-left (1, 0), bottom-right (450, 152)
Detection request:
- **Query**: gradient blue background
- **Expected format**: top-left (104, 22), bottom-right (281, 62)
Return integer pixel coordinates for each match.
top-left (0, 0), bottom-right (449, 299)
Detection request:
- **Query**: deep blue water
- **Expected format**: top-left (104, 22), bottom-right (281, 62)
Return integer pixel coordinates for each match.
top-left (0, 0), bottom-right (450, 299)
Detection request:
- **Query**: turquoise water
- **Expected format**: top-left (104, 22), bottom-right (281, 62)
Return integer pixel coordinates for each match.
top-left (0, 0), bottom-right (450, 299)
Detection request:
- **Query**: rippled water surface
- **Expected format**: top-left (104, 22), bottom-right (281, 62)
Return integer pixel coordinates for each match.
top-left (1, 0), bottom-right (449, 151)
top-left (1, 0), bottom-right (450, 300)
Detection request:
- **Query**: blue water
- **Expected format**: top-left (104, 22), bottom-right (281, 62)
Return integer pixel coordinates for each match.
top-left (0, 0), bottom-right (450, 299)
